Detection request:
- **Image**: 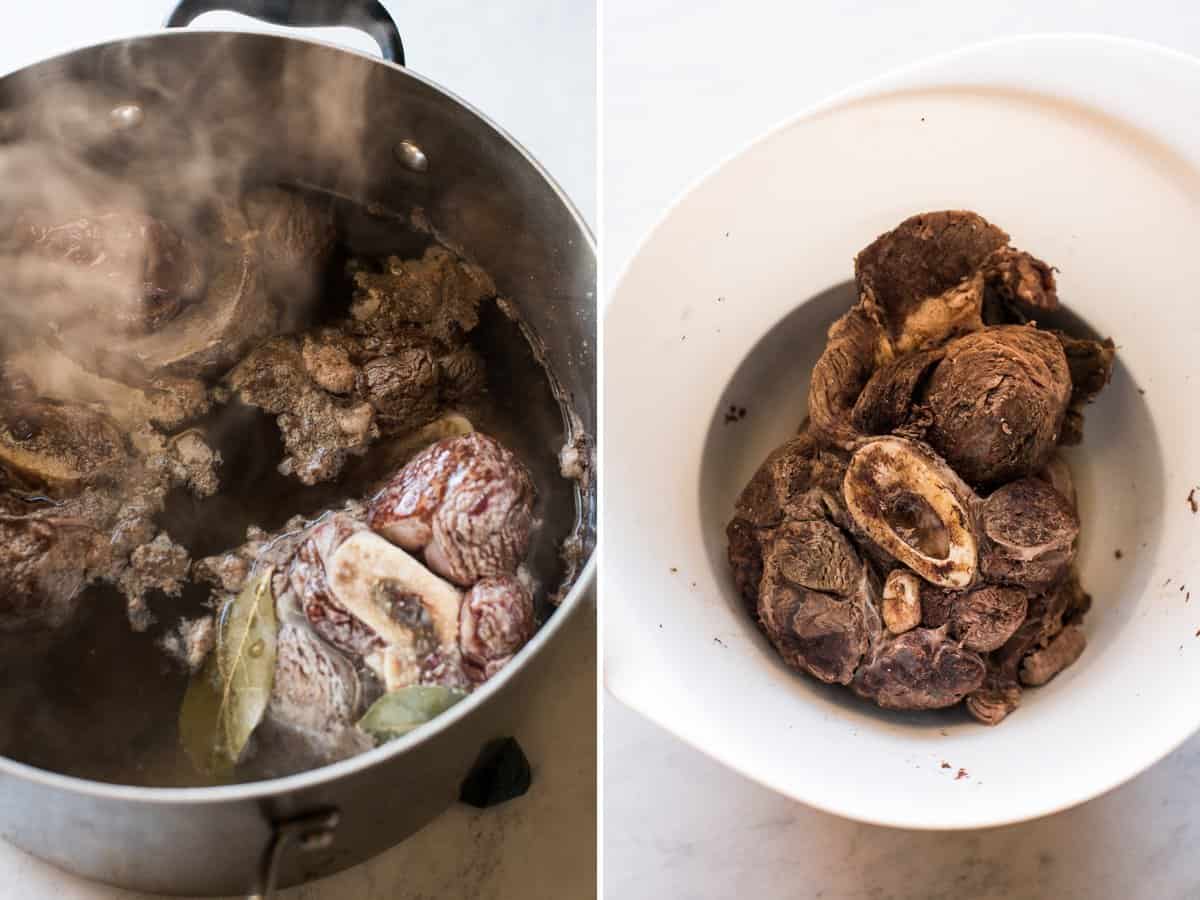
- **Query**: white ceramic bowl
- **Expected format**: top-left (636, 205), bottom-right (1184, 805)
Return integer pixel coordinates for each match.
top-left (604, 34), bottom-right (1200, 829)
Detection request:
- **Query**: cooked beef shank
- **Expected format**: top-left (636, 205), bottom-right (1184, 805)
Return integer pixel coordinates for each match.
top-left (227, 245), bottom-right (494, 484)
top-left (730, 210), bottom-right (1114, 721)
top-left (194, 432), bottom-right (537, 770)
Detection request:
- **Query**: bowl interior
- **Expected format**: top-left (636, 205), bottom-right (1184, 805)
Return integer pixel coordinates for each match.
top-left (605, 71), bottom-right (1200, 828)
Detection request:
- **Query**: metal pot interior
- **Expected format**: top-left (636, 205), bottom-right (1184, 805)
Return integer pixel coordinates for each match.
top-left (0, 30), bottom-right (596, 789)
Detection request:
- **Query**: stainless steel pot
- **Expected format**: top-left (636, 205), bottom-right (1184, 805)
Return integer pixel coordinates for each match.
top-left (0, 2), bottom-right (596, 895)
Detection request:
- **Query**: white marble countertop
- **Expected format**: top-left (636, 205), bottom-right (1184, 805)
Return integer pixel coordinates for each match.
top-left (602, 2), bottom-right (1200, 898)
top-left (0, 2), bottom-right (596, 898)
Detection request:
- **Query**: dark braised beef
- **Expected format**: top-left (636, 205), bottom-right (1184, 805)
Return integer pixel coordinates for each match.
top-left (728, 211), bottom-right (1114, 724)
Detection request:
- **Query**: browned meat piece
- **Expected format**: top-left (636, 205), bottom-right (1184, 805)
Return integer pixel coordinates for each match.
top-left (460, 574), bottom-right (536, 682)
top-left (224, 243), bottom-right (495, 484)
top-left (730, 211), bottom-right (1113, 723)
top-left (359, 349), bottom-right (440, 428)
top-left (727, 432), bottom-right (832, 607)
top-left (0, 391), bottom-right (218, 632)
top-left (194, 432), bottom-right (540, 769)
top-left (980, 477), bottom-right (1079, 591)
top-left (808, 305), bottom-right (887, 448)
top-left (854, 210), bottom-right (1006, 346)
top-left (1019, 625), bottom-right (1086, 686)
top-left (228, 314), bottom-right (486, 486)
top-left (3, 205), bottom-right (274, 380)
top-left (982, 247), bottom-right (1058, 321)
top-left (368, 432), bottom-right (536, 587)
top-left (0, 514), bottom-right (98, 632)
top-left (1049, 330), bottom-right (1116, 447)
top-left (226, 336), bottom-right (379, 484)
top-left (920, 583), bottom-right (1028, 653)
top-left (437, 346), bottom-right (488, 401)
top-left (755, 518), bottom-right (877, 685)
top-left (850, 348), bottom-right (943, 438)
top-left (924, 326), bottom-right (1072, 485)
top-left (1053, 331), bottom-right (1115, 406)
top-left (852, 626), bottom-right (986, 710)
top-left (811, 212), bottom-right (1014, 448)
top-left (0, 399), bottom-right (129, 496)
top-left (253, 622), bottom-right (372, 775)
top-left (965, 573), bottom-right (1081, 725)
top-left (349, 245), bottom-right (495, 344)
top-left (13, 212), bottom-right (205, 334)
top-left (726, 430), bottom-right (879, 686)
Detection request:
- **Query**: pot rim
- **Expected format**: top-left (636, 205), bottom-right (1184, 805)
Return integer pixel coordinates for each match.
top-left (0, 27), bottom-right (596, 803)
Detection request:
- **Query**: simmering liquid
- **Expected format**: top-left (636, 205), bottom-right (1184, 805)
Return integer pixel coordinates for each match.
top-left (0, 189), bottom-right (578, 786)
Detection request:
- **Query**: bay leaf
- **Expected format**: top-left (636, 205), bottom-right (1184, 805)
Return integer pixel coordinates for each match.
top-left (179, 566), bottom-right (278, 776)
top-left (357, 685), bottom-right (467, 744)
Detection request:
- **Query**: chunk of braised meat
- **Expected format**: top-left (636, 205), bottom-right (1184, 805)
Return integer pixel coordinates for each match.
top-left (12, 212), bottom-right (205, 334)
top-left (726, 430), bottom-right (853, 606)
top-left (981, 246), bottom-right (1058, 322)
top-left (227, 246), bottom-right (494, 486)
top-left (0, 514), bottom-right (97, 632)
top-left (0, 398), bottom-right (129, 496)
top-left (1036, 453), bottom-right (1076, 511)
top-left (460, 574), bottom-right (536, 682)
top-left (852, 626), bottom-right (986, 710)
top-left (227, 336), bottom-right (380, 485)
top-left (808, 305), bottom-right (887, 448)
top-left (811, 212), bottom-right (1016, 448)
top-left (726, 431), bottom-right (880, 685)
top-left (1050, 330), bottom-right (1116, 447)
top-left (920, 583), bottom-right (1028, 653)
top-left (349, 245), bottom-right (495, 345)
top-left (359, 349), bottom-right (440, 429)
top-left (850, 348), bottom-right (942, 438)
top-left (1053, 331), bottom-right (1116, 406)
top-left (854, 210), bottom-right (1006, 349)
top-left (924, 326), bottom-right (1072, 486)
top-left (367, 432), bottom-right (536, 587)
top-left (755, 518), bottom-right (878, 685)
top-left (1020, 625), bottom-right (1086, 686)
top-left (980, 477), bottom-right (1079, 591)
top-left (4, 204), bottom-right (273, 380)
top-left (966, 573), bottom-right (1085, 725)
top-left (286, 513), bottom-right (383, 660)
top-left (250, 622), bottom-right (372, 777)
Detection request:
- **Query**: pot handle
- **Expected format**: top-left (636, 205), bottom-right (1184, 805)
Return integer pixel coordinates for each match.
top-left (247, 807), bottom-right (341, 900)
top-left (164, 0), bottom-right (405, 64)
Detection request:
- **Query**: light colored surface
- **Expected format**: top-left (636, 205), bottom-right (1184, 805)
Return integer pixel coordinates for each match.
top-left (607, 699), bottom-right (1200, 900)
top-left (603, 2), bottom-right (1200, 895)
top-left (0, 2), bottom-right (595, 899)
top-left (602, 0), bottom-right (1200, 288)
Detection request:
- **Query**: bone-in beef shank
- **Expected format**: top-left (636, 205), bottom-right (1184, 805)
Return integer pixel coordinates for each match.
top-left (728, 210), bottom-right (1114, 724)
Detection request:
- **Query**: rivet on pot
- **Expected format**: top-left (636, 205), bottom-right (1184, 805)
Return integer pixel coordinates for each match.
top-left (394, 140), bottom-right (428, 172)
top-left (109, 102), bottom-right (144, 131)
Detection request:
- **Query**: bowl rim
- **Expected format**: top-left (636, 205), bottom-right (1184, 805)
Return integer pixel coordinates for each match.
top-left (603, 31), bottom-right (1200, 830)
top-left (0, 27), bottom-right (597, 805)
